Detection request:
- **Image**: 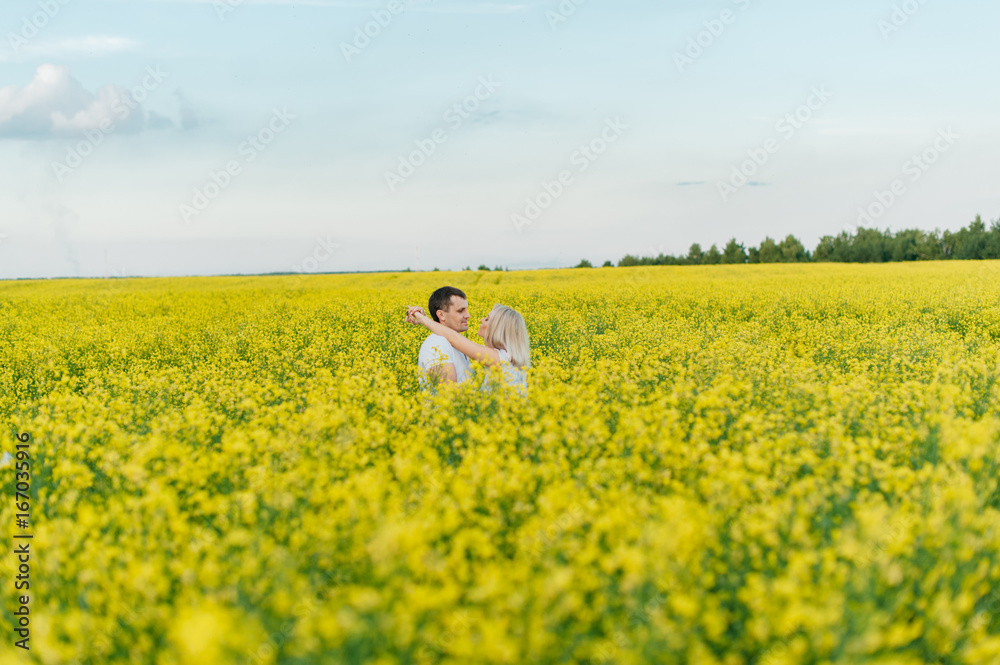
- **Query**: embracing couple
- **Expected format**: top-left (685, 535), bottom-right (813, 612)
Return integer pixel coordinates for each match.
top-left (406, 286), bottom-right (530, 396)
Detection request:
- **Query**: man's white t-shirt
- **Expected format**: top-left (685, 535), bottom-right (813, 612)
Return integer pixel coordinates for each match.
top-left (418, 334), bottom-right (473, 387)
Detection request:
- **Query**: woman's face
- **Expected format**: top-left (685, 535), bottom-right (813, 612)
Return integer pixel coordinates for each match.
top-left (477, 311), bottom-right (492, 340)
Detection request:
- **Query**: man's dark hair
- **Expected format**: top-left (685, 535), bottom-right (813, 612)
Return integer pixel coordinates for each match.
top-left (429, 286), bottom-right (467, 323)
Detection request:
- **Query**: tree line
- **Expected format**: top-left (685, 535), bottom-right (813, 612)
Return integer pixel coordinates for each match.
top-left (601, 215), bottom-right (1000, 267)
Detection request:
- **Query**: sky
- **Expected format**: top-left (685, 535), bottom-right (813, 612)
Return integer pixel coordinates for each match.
top-left (0, 0), bottom-right (998, 278)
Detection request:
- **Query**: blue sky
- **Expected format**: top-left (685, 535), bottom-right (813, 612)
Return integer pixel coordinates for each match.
top-left (1, 0), bottom-right (998, 278)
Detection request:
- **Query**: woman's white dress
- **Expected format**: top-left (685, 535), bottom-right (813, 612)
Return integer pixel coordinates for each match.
top-left (485, 348), bottom-right (528, 396)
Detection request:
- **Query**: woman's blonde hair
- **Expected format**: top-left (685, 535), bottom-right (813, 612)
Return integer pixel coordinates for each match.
top-left (483, 304), bottom-right (531, 368)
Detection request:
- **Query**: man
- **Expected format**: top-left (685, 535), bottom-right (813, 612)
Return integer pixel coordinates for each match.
top-left (416, 286), bottom-right (473, 387)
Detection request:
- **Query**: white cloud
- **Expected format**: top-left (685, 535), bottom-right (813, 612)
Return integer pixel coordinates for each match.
top-left (0, 36), bottom-right (140, 64)
top-left (21, 36), bottom-right (140, 59)
top-left (0, 64), bottom-right (146, 138)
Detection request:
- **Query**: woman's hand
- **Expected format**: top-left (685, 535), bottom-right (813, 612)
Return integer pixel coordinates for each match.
top-left (405, 306), bottom-right (427, 325)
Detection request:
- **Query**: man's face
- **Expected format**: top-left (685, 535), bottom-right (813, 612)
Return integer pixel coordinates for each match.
top-left (437, 296), bottom-right (470, 333)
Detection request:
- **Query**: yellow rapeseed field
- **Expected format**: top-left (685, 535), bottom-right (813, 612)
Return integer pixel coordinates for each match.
top-left (2, 262), bottom-right (1000, 665)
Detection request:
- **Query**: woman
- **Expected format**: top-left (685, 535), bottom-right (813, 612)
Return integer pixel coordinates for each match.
top-left (406, 303), bottom-right (530, 395)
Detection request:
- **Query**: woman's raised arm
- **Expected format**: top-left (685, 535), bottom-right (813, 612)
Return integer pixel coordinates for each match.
top-left (407, 306), bottom-right (501, 367)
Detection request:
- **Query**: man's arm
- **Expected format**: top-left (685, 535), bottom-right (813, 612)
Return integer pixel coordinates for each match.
top-left (419, 334), bottom-right (460, 385)
top-left (426, 362), bottom-right (459, 384)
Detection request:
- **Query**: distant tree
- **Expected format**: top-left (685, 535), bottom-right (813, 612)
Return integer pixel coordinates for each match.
top-left (575, 259), bottom-right (594, 268)
top-left (779, 234), bottom-right (809, 262)
top-left (757, 237), bottom-right (781, 263)
top-left (477, 264), bottom-right (491, 271)
top-left (704, 244), bottom-right (722, 265)
top-left (721, 238), bottom-right (747, 264)
top-left (852, 227), bottom-right (889, 262)
top-left (941, 229), bottom-right (958, 259)
top-left (987, 218), bottom-right (1000, 259)
top-left (813, 235), bottom-right (835, 262)
top-left (602, 260), bottom-right (613, 267)
top-left (917, 229), bottom-right (945, 260)
top-left (814, 231), bottom-right (851, 262)
top-left (612, 214), bottom-right (1000, 267)
top-left (464, 266), bottom-right (471, 271)
top-left (889, 229), bottom-right (924, 262)
top-left (954, 215), bottom-right (989, 260)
